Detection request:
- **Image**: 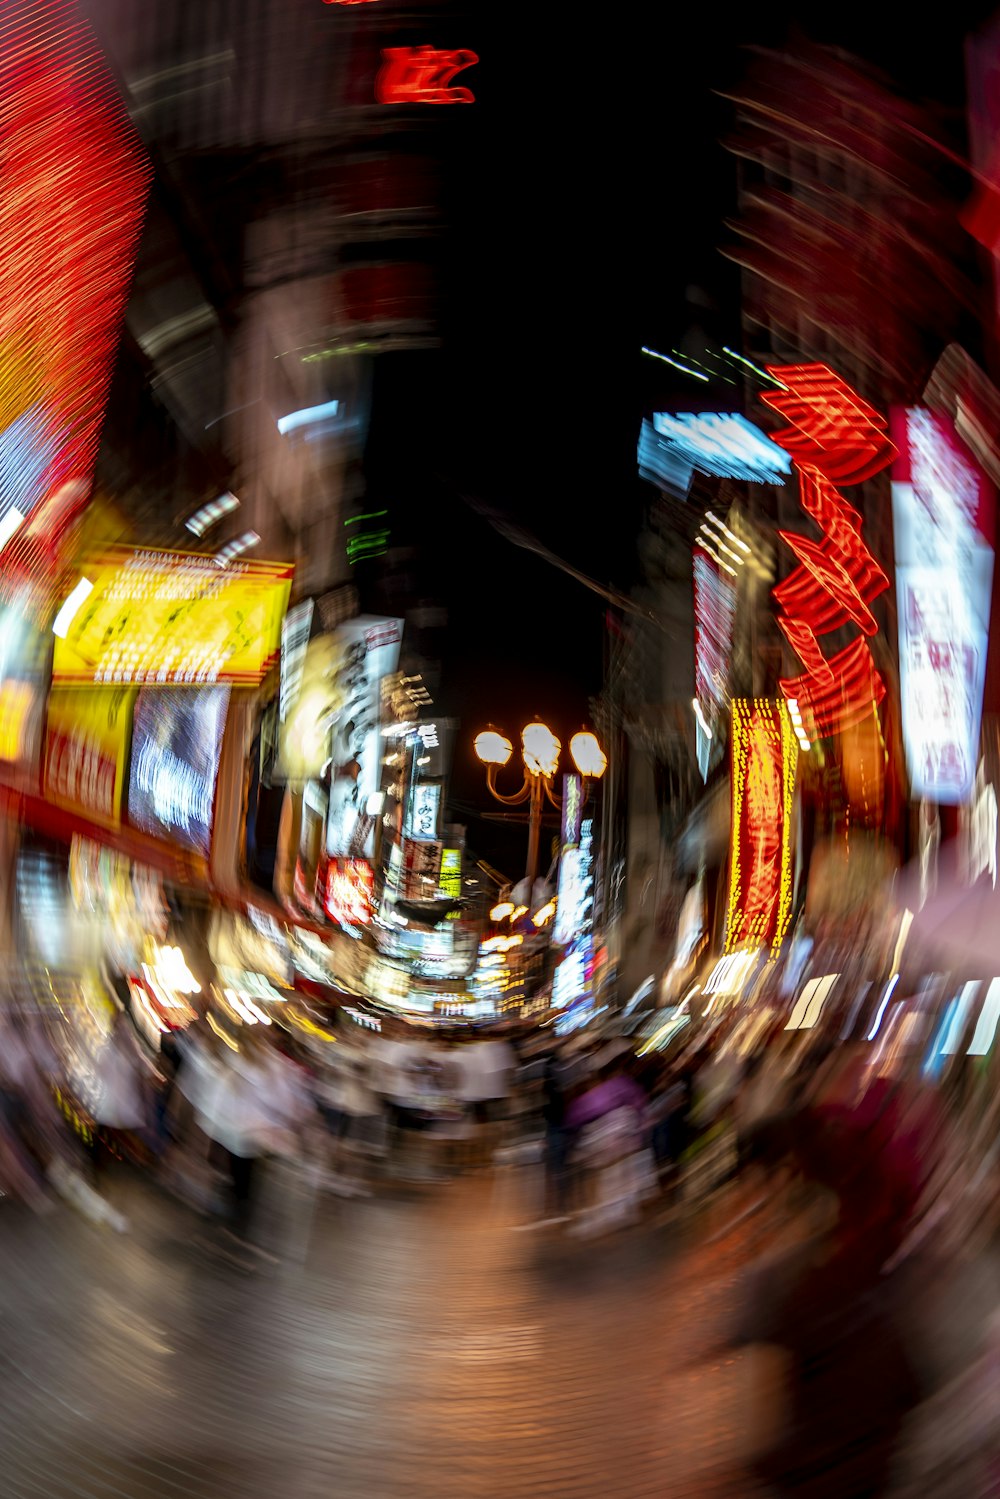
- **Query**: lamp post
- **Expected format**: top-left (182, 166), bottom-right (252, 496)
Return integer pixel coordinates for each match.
top-left (474, 721), bottom-right (607, 885)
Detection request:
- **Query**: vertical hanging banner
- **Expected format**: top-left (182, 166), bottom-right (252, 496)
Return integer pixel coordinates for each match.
top-left (725, 699), bottom-right (797, 953)
top-left (760, 365), bottom-right (896, 738)
top-left (0, 1), bottom-right (150, 594)
top-left (891, 408), bottom-right (995, 804)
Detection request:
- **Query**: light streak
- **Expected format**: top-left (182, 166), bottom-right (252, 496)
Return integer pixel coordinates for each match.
top-left (277, 399), bottom-right (339, 435)
top-left (867, 972), bottom-right (900, 1040)
top-left (640, 346), bottom-right (709, 381)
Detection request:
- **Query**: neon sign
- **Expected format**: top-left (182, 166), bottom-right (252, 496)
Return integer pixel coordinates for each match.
top-left (0, 0), bottom-right (149, 582)
top-left (761, 365), bottom-right (897, 486)
top-left (375, 47), bottom-right (478, 105)
top-left (650, 411), bottom-right (791, 485)
top-left (725, 699), bottom-right (796, 954)
top-left (761, 365), bottom-right (897, 737)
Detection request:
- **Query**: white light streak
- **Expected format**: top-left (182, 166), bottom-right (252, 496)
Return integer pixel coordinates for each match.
top-left (721, 347), bottom-right (788, 388)
top-left (277, 399), bottom-right (340, 435)
top-left (867, 972), bottom-right (900, 1040)
top-left (967, 977), bottom-right (1000, 1056)
top-left (641, 346), bottom-right (709, 381)
top-left (692, 697), bottom-right (713, 739)
top-left (52, 577), bottom-right (94, 639)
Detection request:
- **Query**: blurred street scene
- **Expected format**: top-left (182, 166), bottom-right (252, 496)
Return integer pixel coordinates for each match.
top-left (3, 0), bottom-right (1000, 1495)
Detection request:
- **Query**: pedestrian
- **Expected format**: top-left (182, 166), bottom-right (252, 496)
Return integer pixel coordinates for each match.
top-left (541, 1049), bottom-right (572, 1221)
top-left (88, 1009), bottom-right (157, 1211)
top-left (197, 1029), bottom-right (301, 1249)
top-left (730, 1105), bottom-right (921, 1498)
top-left (566, 1058), bottom-right (648, 1237)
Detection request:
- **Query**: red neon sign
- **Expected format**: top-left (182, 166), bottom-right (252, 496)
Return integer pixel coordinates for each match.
top-left (762, 365), bottom-right (897, 486)
top-left (375, 47), bottom-right (478, 105)
top-left (763, 366), bottom-right (896, 737)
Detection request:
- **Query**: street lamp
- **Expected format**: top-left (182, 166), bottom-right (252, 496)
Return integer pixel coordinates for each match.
top-left (474, 719), bottom-right (607, 885)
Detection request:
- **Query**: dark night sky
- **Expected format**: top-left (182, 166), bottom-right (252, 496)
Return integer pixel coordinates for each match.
top-left (357, 2), bottom-right (994, 875)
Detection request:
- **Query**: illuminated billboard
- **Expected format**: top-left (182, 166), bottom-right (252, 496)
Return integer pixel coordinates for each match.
top-left (52, 548), bottom-right (293, 687)
top-left (891, 408), bottom-right (995, 804)
top-left (127, 689), bottom-right (230, 857)
top-left (554, 818), bottom-right (594, 948)
top-left (725, 699), bottom-right (796, 953)
top-left (0, 1), bottom-right (149, 580)
top-left (43, 687), bottom-right (135, 827)
top-left (438, 847), bottom-right (462, 899)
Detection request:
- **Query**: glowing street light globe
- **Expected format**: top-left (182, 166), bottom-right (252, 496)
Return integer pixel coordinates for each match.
top-left (521, 720), bottom-right (561, 778)
top-left (569, 729), bottom-right (607, 779)
top-left (475, 728), bottom-right (512, 766)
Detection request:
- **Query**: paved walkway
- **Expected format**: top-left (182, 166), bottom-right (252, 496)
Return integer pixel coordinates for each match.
top-left (0, 1164), bottom-right (760, 1499)
top-left (4, 1156), bottom-right (995, 1499)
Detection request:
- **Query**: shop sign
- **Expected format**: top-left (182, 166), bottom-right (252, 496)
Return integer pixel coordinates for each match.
top-left (324, 857), bottom-right (375, 929)
top-left (406, 782), bottom-right (441, 841)
top-left (438, 847), bottom-right (462, 899)
top-left (402, 838), bottom-right (441, 900)
top-left (725, 698), bottom-right (796, 953)
top-left (44, 686), bottom-right (135, 827)
top-left (52, 547), bottom-right (293, 687)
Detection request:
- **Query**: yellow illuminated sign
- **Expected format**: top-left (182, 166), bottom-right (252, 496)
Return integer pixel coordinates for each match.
top-left (44, 687), bottom-right (136, 826)
top-left (439, 847), bottom-right (462, 899)
top-left (52, 547), bottom-right (293, 687)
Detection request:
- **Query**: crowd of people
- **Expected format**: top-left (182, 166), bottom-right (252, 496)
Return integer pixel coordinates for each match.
top-left (1, 958), bottom-right (999, 1493)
